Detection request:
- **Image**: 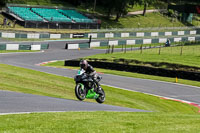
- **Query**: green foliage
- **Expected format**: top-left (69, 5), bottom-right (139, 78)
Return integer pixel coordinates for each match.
top-left (87, 45), bottom-right (200, 68)
top-left (100, 12), bottom-right (191, 28)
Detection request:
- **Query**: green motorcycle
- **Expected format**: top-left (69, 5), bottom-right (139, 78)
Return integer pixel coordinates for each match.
top-left (74, 69), bottom-right (105, 103)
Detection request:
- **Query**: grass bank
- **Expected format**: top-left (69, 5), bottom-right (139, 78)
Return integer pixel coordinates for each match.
top-left (43, 61), bottom-right (200, 88)
top-left (87, 44), bottom-right (200, 68)
top-left (0, 63), bottom-right (198, 113)
top-left (0, 63), bottom-right (200, 132)
top-left (1, 12), bottom-right (198, 34)
top-left (100, 12), bottom-right (199, 29)
top-left (92, 43), bottom-right (171, 49)
top-left (0, 112), bottom-right (200, 133)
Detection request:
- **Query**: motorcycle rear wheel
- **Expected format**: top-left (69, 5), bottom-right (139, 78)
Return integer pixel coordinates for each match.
top-left (96, 88), bottom-right (105, 104)
top-left (75, 83), bottom-right (86, 101)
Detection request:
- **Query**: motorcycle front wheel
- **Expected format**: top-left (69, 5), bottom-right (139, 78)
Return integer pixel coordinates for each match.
top-left (75, 83), bottom-right (86, 101)
top-left (96, 88), bottom-right (105, 104)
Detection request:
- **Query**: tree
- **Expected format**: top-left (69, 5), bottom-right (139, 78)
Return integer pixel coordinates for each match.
top-left (137, 0), bottom-right (157, 16)
top-left (114, 0), bottom-right (129, 21)
top-left (100, 0), bottom-right (115, 18)
top-left (0, 0), bottom-right (7, 7)
top-left (93, 0), bottom-right (96, 12)
top-left (110, 0), bottom-right (138, 21)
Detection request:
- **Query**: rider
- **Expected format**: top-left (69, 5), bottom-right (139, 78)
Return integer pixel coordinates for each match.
top-left (80, 60), bottom-right (102, 93)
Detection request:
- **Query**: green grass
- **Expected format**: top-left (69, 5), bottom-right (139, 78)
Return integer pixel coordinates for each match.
top-left (0, 14), bottom-right (22, 29)
top-left (92, 43), bottom-right (167, 49)
top-left (0, 12), bottom-right (199, 34)
top-left (0, 63), bottom-right (200, 132)
top-left (100, 12), bottom-right (200, 29)
top-left (0, 112), bottom-right (200, 133)
top-left (87, 44), bottom-right (200, 68)
top-left (0, 0), bottom-right (198, 33)
top-left (128, 5), bottom-right (155, 12)
top-left (0, 63), bottom-right (198, 113)
top-left (43, 60), bottom-right (200, 88)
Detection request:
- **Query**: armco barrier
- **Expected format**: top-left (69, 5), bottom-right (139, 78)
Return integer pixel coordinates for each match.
top-left (0, 43), bottom-right (49, 50)
top-left (0, 29), bottom-right (199, 39)
top-left (65, 60), bottom-right (200, 81)
top-left (0, 44), bottom-right (6, 50)
top-left (65, 35), bottom-right (200, 49)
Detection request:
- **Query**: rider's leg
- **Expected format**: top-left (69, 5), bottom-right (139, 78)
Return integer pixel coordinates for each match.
top-left (92, 74), bottom-right (102, 93)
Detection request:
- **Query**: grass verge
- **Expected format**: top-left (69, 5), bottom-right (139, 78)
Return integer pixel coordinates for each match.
top-left (0, 112), bottom-right (200, 133)
top-left (100, 12), bottom-right (200, 29)
top-left (87, 44), bottom-right (200, 68)
top-left (1, 12), bottom-right (199, 34)
top-left (0, 63), bottom-right (198, 113)
top-left (92, 43), bottom-right (170, 49)
top-left (43, 61), bottom-right (200, 88)
top-left (0, 63), bottom-right (200, 132)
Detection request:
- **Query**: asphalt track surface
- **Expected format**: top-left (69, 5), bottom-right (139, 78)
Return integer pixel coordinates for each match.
top-left (1, 40), bottom-right (200, 113)
top-left (0, 41), bottom-right (150, 113)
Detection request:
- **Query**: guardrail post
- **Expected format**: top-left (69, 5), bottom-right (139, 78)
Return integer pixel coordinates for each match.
top-left (124, 44), bottom-right (127, 53)
top-left (89, 35), bottom-right (92, 48)
top-left (140, 44), bottom-right (143, 54)
top-left (158, 44), bottom-right (161, 55)
top-left (111, 45), bottom-right (114, 53)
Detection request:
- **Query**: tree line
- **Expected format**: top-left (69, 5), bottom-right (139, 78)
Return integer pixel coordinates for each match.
top-left (1, 0), bottom-right (200, 21)
top-left (68, 0), bottom-right (159, 21)
top-left (68, 0), bottom-right (200, 21)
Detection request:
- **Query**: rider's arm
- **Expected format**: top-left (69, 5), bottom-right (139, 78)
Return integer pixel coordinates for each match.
top-left (88, 65), bottom-right (96, 76)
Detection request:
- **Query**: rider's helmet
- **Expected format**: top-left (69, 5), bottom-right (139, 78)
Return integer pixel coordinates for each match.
top-left (80, 60), bottom-right (88, 70)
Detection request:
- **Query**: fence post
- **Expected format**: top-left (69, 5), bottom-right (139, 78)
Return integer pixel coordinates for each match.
top-left (159, 44), bottom-right (161, 55)
top-left (105, 45), bottom-right (108, 54)
top-left (111, 45), bottom-right (114, 53)
top-left (140, 44), bottom-right (143, 54)
top-left (108, 45), bottom-right (110, 54)
top-left (89, 35), bottom-right (92, 48)
top-left (124, 44), bottom-right (127, 53)
top-left (180, 43), bottom-right (183, 56)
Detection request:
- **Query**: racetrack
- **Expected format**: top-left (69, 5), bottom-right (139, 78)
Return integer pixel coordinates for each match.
top-left (0, 90), bottom-right (147, 114)
top-left (0, 40), bottom-right (200, 113)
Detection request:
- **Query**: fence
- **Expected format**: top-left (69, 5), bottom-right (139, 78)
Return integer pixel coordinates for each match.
top-left (65, 35), bottom-right (200, 49)
top-left (0, 28), bottom-right (199, 40)
top-left (91, 26), bottom-right (200, 33)
top-left (0, 43), bottom-right (49, 50)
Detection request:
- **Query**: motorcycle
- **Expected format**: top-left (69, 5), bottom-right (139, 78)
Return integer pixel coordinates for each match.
top-left (74, 69), bottom-right (105, 103)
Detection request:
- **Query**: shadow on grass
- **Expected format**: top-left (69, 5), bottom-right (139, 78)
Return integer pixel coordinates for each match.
top-left (98, 16), bottom-right (124, 29)
top-left (181, 21), bottom-right (194, 27)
